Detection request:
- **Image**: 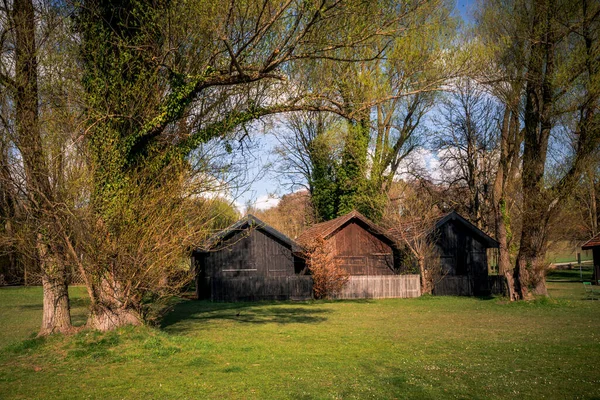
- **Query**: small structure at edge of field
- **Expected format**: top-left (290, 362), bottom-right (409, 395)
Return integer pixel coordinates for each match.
top-left (389, 211), bottom-right (501, 296)
top-left (192, 214), bottom-right (309, 301)
top-left (582, 233), bottom-right (600, 284)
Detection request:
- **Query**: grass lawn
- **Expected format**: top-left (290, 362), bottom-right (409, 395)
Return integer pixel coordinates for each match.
top-left (546, 265), bottom-right (595, 282)
top-left (0, 283), bottom-right (599, 399)
top-left (545, 241), bottom-right (593, 264)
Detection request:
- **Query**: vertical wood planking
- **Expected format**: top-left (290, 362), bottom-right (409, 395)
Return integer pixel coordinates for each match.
top-left (333, 275), bottom-right (421, 299)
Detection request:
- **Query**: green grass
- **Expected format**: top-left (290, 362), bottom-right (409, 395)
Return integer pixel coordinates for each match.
top-left (0, 286), bottom-right (89, 349)
top-left (546, 266), bottom-right (594, 282)
top-left (546, 241), bottom-right (593, 264)
top-left (1, 284), bottom-right (599, 399)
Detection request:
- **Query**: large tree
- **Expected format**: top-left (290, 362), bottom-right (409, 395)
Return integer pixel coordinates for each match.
top-left (0, 0), bottom-right (84, 335)
top-left (477, 0), bottom-right (600, 299)
top-left (432, 78), bottom-right (499, 230)
top-left (76, 0), bottom-right (407, 330)
top-left (274, 0), bottom-right (460, 222)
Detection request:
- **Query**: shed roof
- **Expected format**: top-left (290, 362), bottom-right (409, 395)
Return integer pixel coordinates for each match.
top-left (388, 211), bottom-right (499, 248)
top-left (197, 214), bottom-right (298, 252)
top-left (582, 232), bottom-right (600, 250)
top-left (295, 210), bottom-right (397, 248)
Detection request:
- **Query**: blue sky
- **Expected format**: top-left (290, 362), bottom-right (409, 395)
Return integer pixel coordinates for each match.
top-left (456, 0), bottom-right (477, 22)
top-left (238, 0), bottom-right (477, 212)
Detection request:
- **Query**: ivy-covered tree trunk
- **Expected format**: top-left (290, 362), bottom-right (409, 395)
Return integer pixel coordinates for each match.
top-left (76, 0), bottom-right (164, 330)
top-left (309, 136), bottom-right (338, 222)
top-left (336, 117), bottom-right (384, 220)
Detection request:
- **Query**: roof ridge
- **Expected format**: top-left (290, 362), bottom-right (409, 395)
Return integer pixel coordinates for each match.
top-left (296, 210), bottom-right (395, 247)
top-left (387, 210), bottom-right (498, 248)
top-left (197, 214), bottom-right (298, 251)
top-left (582, 232), bottom-right (600, 249)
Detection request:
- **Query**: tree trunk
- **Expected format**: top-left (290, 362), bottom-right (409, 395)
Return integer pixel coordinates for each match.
top-left (492, 105), bottom-right (520, 277)
top-left (14, 0), bottom-right (72, 332)
top-left (512, 0), bottom-right (553, 300)
top-left (513, 224), bottom-right (548, 298)
top-left (495, 200), bottom-right (511, 275)
top-left (587, 167), bottom-right (598, 236)
top-left (37, 237), bottom-right (72, 335)
top-left (40, 270), bottom-right (72, 335)
top-left (419, 258), bottom-right (433, 295)
top-left (86, 275), bottom-right (142, 331)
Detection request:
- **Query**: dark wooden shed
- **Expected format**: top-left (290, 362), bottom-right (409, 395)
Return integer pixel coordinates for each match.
top-left (296, 210), bottom-right (400, 275)
top-left (582, 233), bottom-right (600, 284)
top-left (390, 211), bottom-right (500, 296)
top-left (192, 215), bottom-right (307, 300)
top-left (435, 212), bottom-right (498, 277)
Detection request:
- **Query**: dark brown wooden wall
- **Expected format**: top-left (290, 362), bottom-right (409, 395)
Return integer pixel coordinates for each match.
top-left (329, 222), bottom-right (395, 275)
top-left (436, 220), bottom-right (489, 277)
top-left (197, 228), bottom-right (297, 279)
top-left (593, 247), bottom-right (600, 284)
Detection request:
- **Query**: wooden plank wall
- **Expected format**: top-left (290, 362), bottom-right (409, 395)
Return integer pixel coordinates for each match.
top-left (332, 275), bottom-right (421, 299)
top-left (209, 276), bottom-right (314, 302)
top-left (200, 229), bottom-right (296, 278)
top-left (433, 275), bottom-right (507, 296)
top-left (331, 222), bottom-right (395, 275)
top-left (433, 276), bottom-right (473, 296)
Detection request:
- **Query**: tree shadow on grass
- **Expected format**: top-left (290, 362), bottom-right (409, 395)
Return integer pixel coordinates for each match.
top-left (15, 296), bottom-right (89, 312)
top-left (546, 268), bottom-right (592, 281)
top-left (160, 299), bottom-right (331, 334)
top-left (474, 295), bottom-right (498, 301)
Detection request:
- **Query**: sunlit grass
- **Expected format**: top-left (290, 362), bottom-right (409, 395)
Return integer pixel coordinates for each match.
top-left (0, 282), bottom-right (599, 399)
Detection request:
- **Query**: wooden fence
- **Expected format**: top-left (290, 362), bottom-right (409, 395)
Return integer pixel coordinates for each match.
top-left (208, 276), bottom-right (314, 302)
top-left (204, 274), bottom-right (422, 302)
top-left (332, 275), bottom-right (421, 299)
top-left (488, 275), bottom-right (508, 296)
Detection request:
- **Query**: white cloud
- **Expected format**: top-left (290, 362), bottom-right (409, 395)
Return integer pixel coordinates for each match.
top-left (395, 148), bottom-right (442, 182)
top-left (233, 201), bottom-right (246, 215)
top-left (252, 194), bottom-right (280, 211)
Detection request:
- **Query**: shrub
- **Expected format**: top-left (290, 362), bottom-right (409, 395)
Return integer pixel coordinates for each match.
top-left (303, 237), bottom-right (349, 299)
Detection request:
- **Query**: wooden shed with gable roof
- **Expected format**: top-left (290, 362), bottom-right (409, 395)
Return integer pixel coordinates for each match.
top-left (582, 233), bottom-right (600, 284)
top-left (295, 210), bottom-right (401, 275)
top-left (192, 214), bottom-right (308, 300)
top-left (389, 211), bottom-right (500, 296)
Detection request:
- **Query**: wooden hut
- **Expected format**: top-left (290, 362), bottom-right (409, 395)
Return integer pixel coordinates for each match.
top-left (390, 211), bottom-right (500, 296)
top-left (192, 215), bottom-right (309, 301)
top-left (294, 211), bottom-right (421, 299)
top-left (582, 233), bottom-right (600, 284)
top-left (296, 210), bottom-right (400, 275)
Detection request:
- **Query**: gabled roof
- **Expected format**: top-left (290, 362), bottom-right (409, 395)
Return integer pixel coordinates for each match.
top-left (197, 214), bottom-right (298, 252)
top-left (437, 211), bottom-right (499, 248)
top-left (295, 210), bottom-right (397, 248)
top-left (582, 232), bottom-right (600, 249)
top-left (388, 211), bottom-right (499, 248)
top-left (388, 212), bottom-right (446, 243)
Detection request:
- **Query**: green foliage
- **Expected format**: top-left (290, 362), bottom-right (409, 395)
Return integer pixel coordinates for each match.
top-left (336, 119), bottom-right (370, 216)
top-left (309, 118), bottom-right (387, 222)
top-left (308, 125), bottom-right (340, 221)
top-left (285, 0), bottom-right (458, 224)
